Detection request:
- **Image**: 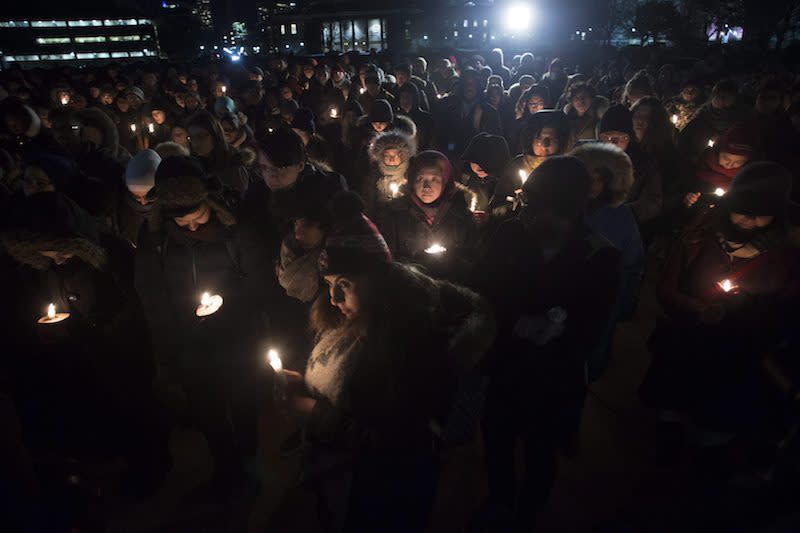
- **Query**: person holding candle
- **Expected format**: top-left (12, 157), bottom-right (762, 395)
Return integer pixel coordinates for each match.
top-left (146, 96), bottom-right (173, 147)
top-left (363, 129), bottom-right (417, 213)
top-left (134, 156), bottom-right (273, 498)
top-left (564, 82), bottom-right (610, 148)
top-left (378, 150), bottom-right (479, 283)
top-left (664, 79), bottom-right (704, 131)
top-left (0, 191), bottom-right (171, 497)
top-left (683, 123), bottom-right (757, 210)
top-left (511, 109), bottom-right (570, 178)
top-left (107, 149), bottom-right (161, 247)
top-left (508, 84), bottom-right (552, 153)
top-left (357, 99), bottom-right (416, 152)
top-left (475, 156), bottom-right (621, 531)
top-left (282, 192), bottom-right (493, 531)
top-left (641, 161), bottom-right (800, 463)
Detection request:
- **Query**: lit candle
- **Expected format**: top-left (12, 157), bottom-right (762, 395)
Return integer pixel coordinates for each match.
top-left (717, 279), bottom-right (737, 293)
top-left (389, 182), bottom-right (400, 198)
top-left (329, 107), bottom-right (339, 119)
top-left (60, 94), bottom-right (70, 106)
top-left (469, 196), bottom-right (478, 212)
top-left (148, 123), bottom-right (155, 134)
top-left (671, 114), bottom-right (678, 125)
top-left (195, 291), bottom-right (223, 317)
top-left (518, 169), bottom-right (528, 185)
top-left (707, 139), bottom-right (715, 148)
top-left (359, 87), bottom-right (366, 95)
top-left (268, 349), bottom-right (287, 401)
top-left (221, 85), bottom-right (227, 94)
top-left (424, 243), bottom-right (447, 255)
top-left (268, 127), bottom-right (274, 133)
top-left (714, 187), bottom-right (726, 197)
top-left (437, 93), bottom-right (445, 100)
top-left (130, 123), bottom-right (137, 133)
top-left (38, 302), bottom-right (70, 324)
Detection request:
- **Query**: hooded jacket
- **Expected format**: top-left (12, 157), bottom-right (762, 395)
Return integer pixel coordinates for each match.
top-left (364, 130), bottom-right (417, 213)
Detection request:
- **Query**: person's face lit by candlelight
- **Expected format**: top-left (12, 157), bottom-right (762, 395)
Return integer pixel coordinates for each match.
top-left (257, 151), bottom-right (304, 190)
top-left (600, 131), bottom-right (631, 151)
top-left (151, 110), bottom-right (166, 125)
top-left (293, 218), bottom-right (324, 250)
top-left (632, 104), bottom-right (652, 142)
top-left (115, 96), bottom-right (130, 113)
top-left (174, 203), bottom-right (211, 232)
top-left (371, 121), bottom-right (388, 133)
top-left (527, 95), bottom-right (546, 115)
top-left (129, 189), bottom-right (153, 206)
top-left (280, 86), bottom-right (294, 102)
top-left (221, 119), bottom-right (237, 145)
top-left (324, 275), bottom-right (361, 320)
top-left (681, 84), bottom-right (699, 103)
top-left (570, 88), bottom-right (593, 116)
top-left (101, 92), bottom-right (114, 105)
top-left (414, 169), bottom-right (444, 204)
top-left (187, 125), bottom-right (213, 157)
top-left (382, 148), bottom-right (402, 167)
top-left (171, 126), bottom-right (189, 148)
top-left (718, 151), bottom-right (749, 170)
top-left (39, 250), bottom-right (75, 265)
top-left (729, 212), bottom-right (773, 232)
top-left (533, 127), bottom-right (560, 157)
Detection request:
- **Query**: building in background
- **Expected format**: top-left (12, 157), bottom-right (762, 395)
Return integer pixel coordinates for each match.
top-left (193, 0), bottom-right (214, 30)
top-left (0, 14), bottom-right (160, 67)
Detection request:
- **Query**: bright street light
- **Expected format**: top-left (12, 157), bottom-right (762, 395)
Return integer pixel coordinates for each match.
top-left (504, 3), bottom-right (535, 32)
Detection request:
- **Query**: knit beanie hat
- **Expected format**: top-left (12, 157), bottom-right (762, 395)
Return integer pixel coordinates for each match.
top-left (318, 192), bottom-right (392, 275)
top-left (461, 133), bottom-right (510, 177)
top-left (522, 155), bottom-right (591, 219)
top-left (124, 86), bottom-right (145, 101)
top-left (149, 155), bottom-right (208, 216)
top-left (368, 99), bottom-right (393, 123)
top-left (717, 123), bottom-right (756, 157)
top-left (291, 108), bottom-right (316, 134)
top-left (598, 104), bottom-right (634, 136)
top-left (213, 96), bottom-right (236, 117)
top-left (723, 161), bottom-right (792, 217)
top-left (125, 149), bottom-right (161, 194)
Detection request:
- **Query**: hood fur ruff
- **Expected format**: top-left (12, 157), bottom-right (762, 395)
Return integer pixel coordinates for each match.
top-left (2, 230), bottom-right (106, 270)
top-left (368, 130), bottom-right (417, 165)
top-left (570, 142), bottom-right (634, 207)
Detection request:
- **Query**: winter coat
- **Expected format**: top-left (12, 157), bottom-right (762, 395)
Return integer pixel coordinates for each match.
top-left (378, 192), bottom-right (479, 283)
top-left (626, 143), bottom-right (663, 223)
top-left (105, 184), bottom-right (159, 247)
top-left (134, 201), bottom-right (272, 381)
top-left (678, 103), bottom-right (754, 166)
top-left (198, 147), bottom-right (256, 197)
top-left (477, 219), bottom-right (620, 440)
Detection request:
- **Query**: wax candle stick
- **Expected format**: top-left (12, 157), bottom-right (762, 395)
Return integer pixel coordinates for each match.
top-left (329, 107), bottom-right (339, 119)
top-left (518, 169), bottom-right (528, 185)
top-left (195, 291), bottom-right (223, 317)
top-left (268, 349), bottom-right (287, 401)
top-left (37, 303), bottom-right (70, 324)
top-left (717, 279), bottom-right (737, 293)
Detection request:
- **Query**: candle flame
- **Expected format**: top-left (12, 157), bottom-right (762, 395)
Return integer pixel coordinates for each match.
top-left (221, 85), bottom-right (227, 93)
top-left (718, 279), bottom-right (734, 293)
top-left (714, 187), bottom-right (726, 197)
top-left (389, 182), bottom-right (399, 196)
top-left (518, 169), bottom-right (528, 184)
top-left (707, 139), bottom-right (715, 148)
top-left (424, 243), bottom-right (447, 254)
top-left (470, 196), bottom-right (477, 212)
top-left (268, 127), bottom-right (274, 133)
top-left (359, 87), bottom-right (366, 94)
top-left (437, 93), bottom-right (444, 99)
top-left (130, 123), bottom-right (136, 133)
top-left (671, 114), bottom-right (678, 125)
top-left (267, 349), bottom-right (282, 372)
top-left (201, 292), bottom-right (211, 306)
top-left (148, 123), bottom-right (155, 133)
top-left (47, 303), bottom-right (56, 319)
top-left (330, 108), bottom-right (339, 118)
top-left (60, 95), bottom-right (69, 105)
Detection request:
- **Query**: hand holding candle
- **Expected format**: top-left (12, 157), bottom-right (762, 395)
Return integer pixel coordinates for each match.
top-left (707, 138), bottom-right (715, 148)
top-left (195, 291), bottom-right (223, 317)
top-left (671, 114), bottom-right (678, 125)
top-left (518, 168), bottom-right (529, 185)
top-left (148, 123), bottom-right (155, 134)
top-left (329, 107), bottom-right (339, 119)
top-left (717, 279), bottom-right (738, 293)
top-left (60, 94), bottom-right (70, 106)
top-left (389, 182), bottom-right (400, 198)
top-left (130, 123), bottom-right (137, 134)
top-left (38, 302), bottom-right (69, 324)
top-left (221, 85), bottom-right (227, 94)
top-left (424, 243), bottom-right (447, 255)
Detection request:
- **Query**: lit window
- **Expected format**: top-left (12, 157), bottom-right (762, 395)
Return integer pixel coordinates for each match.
top-left (68, 20), bottom-right (102, 27)
top-left (31, 20), bottom-right (67, 27)
top-left (290, 23), bottom-right (297, 34)
top-left (36, 37), bottom-right (71, 44)
top-left (129, 51), bottom-right (144, 57)
top-left (453, 30), bottom-right (458, 37)
top-left (483, 19), bottom-right (488, 27)
top-left (280, 24), bottom-right (286, 35)
top-left (0, 21), bottom-right (31, 28)
top-left (109, 35), bottom-right (142, 42)
top-left (74, 36), bottom-right (107, 43)
top-left (138, 19), bottom-right (152, 25)
top-left (463, 19), bottom-right (468, 28)
top-left (5, 56), bottom-right (17, 61)
top-left (11, 54), bottom-right (41, 61)
top-left (111, 51), bottom-right (129, 58)
top-left (473, 20), bottom-right (478, 27)
top-left (104, 19), bottom-right (138, 26)
top-left (41, 52), bottom-right (76, 60)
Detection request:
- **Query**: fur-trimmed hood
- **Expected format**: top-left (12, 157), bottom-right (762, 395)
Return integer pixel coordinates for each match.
top-left (570, 142), bottom-right (634, 207)
top-left (1, 192), bottom-right (106, 270)
top-left (76, 107), bottom-right (121, 157)
top-left (368, 130), bottom-right (417, 165)
top-left (357, 114), bottom-right (418, 140)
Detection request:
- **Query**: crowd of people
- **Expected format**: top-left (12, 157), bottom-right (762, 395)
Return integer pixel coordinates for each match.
top-left (1, 46), bottom-right (799, 532)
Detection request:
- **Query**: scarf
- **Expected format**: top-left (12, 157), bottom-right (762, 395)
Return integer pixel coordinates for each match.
top-left (305, 327), bottom-right (363, 407)
top-left (277, 240), bottom-right (321, 302)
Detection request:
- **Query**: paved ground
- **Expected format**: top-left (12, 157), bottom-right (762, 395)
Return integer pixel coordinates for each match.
top-left (99, 266), bottom-right (797, 532)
